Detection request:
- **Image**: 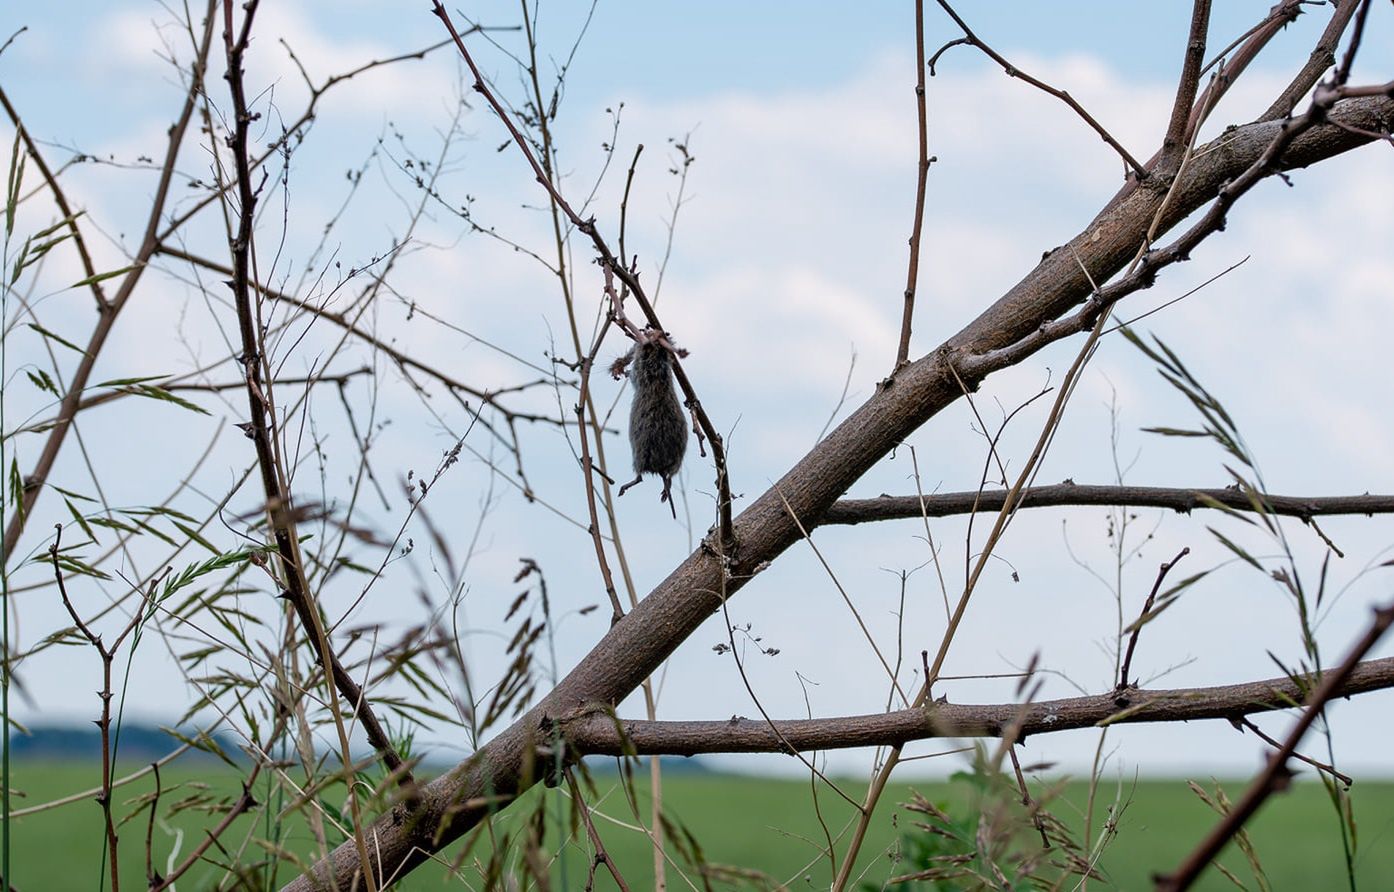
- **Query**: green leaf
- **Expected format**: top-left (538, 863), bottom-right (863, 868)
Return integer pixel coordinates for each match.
top-left (65, 498), bottom-right (97, 545)
top-left (38, 551), bottom-right (111, 580)
top-left (170, 521), bottom-right (219, 556)
top-left (1192, 492), bottom-right (1257, 527)
top-left (6, 128), bottom-right (24, 238)
top-left (108, 383), bottom-right (210, 416)
top-left (1141, 426), bottom-right (1208, 438)
top-left (27, 322), bottom-right (85, 355)
top-left (25, 368), bottom-right (58, 396)
top-left (161, 544), bottom-right (275, 603)
top-left (71, 264), bottom-right (137, 289)
top-left (89, 516), bottom-right (139, 535)
top-left (1209, 526), bottom-right (1265, 573)
top-left (52, 485), bottom-right (97, 503)
top-left (8, 457), bottom-right (25, 525)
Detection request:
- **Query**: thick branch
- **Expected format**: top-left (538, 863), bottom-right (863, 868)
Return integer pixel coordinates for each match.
top-left (822, 485), bottom-right (1394, 525)
top-left (560, 656), bottom-right (1394, 756)
top-left (281, 91), bottom-right (1394, 892)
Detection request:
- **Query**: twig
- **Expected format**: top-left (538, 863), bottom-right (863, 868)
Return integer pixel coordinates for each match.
top-left (0, 88), bottom-right (109, 311)
top-left (220, 3), bottom-right (393, 887)
top-left (1008, 744), bottom-right (1051, 850)
top-left (1261, 0), bottom-right (1363, 121)
top-left (565, 767), bottom-right (634, 892)
top-left (1118, 547), bottom-right (1190, 690)
top-left (1231, 716), bottom-right (1352, 787)
top-left (932, 0), bottom-right (1146, 178)
top-left (154, 246), bottom-right (568, 428)
top-left (50, 526), bottom-right (147, 892)
top-left (1159, 0), bottom-right (1213, 169)
top-left (893, 0), bottom-right (931, 370)
top-left (144, 763), bottom-right (162, 888)
top-left (149, 781), bottom-right (260, 892)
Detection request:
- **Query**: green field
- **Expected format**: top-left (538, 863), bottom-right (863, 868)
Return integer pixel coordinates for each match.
top-left (3, 760), bottom-right (1392, 889)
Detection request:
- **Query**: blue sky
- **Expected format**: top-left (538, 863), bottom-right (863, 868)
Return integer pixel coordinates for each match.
top-left (3, 0), bottom-right (1393, 800)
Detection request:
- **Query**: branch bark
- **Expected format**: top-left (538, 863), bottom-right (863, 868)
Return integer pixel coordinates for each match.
top-left (822, 485), bottom-right (1394, 525)
top-left (280, 88), bottom-right (1394, 892)
top-left (559, 656), bottom-right (1394, 756)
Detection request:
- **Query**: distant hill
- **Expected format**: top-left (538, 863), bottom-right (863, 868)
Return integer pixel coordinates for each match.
top-left (8, 724), bottom-right (241, 764)
top-left (9, 724), bottom-right (715, 775)
top-left (582, 754), bottom-right (712, 775)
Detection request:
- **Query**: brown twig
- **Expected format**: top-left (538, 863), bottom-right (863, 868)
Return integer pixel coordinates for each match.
top-left (144, 762), bottom-right (162, 888)
top-left (565, 767), bottom-right (634, 892)
top-left (893, 0), bottom-right (932, 370)
top-left (220, 3), bottom-right (398, 886)
top-left (1105, 1), bottom-right (1306, 213)
top-left (932, 0), bottom-right (1146, 179)
top-left (50, 525), bottom-right (149, 892)
top-left (1156, 599), bottom-right (1394, 891)
top-left (1159, 0), bottom-right (1214, 170)
top-left (154, 246), bottom-right (569, 428)
top-left (149, 780), bottom-right (260, 892)
top-left (1118, 547), bottom-right (1190, 690)
top-left (222, 0), bottom-right (397, 772)
top-left (1008, 745), bottom-right (1051, 850)
top-left (1231, 716), bottom-right (1352, 787)
top-left (0, 88), bottom-right (109, 311)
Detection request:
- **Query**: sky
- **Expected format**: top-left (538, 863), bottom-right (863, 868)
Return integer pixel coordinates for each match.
top-left (2, 0), bottom-right (1393, 809)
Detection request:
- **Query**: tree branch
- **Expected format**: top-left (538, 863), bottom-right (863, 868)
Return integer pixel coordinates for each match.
top-left (559, 656), bottom-right (1394, 756)
top-left (821, 485), bottom-right (1394, 525)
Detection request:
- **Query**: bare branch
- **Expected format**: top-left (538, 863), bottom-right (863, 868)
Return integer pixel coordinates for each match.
top-left (822, 485), bottom-right (1394, 525)
top-left (932, 0), bottom-right (1147, 179)
top-left (560, 655), bottom-right (1394, 756)
top-left (893, 0), bottom-right (932, 370)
